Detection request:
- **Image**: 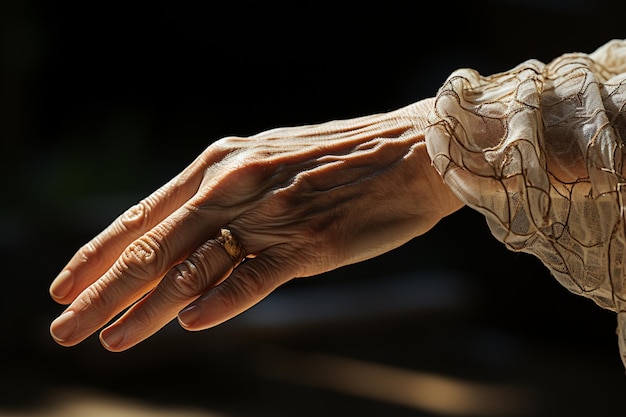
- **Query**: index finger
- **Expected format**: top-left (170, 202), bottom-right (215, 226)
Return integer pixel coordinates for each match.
top-left (48, 160), bottom-right (210, 305)
top-left (49, 201), bottom-right (226, 347)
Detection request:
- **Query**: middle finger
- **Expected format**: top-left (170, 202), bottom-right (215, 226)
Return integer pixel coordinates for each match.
top-left (49, 204), bottom-right (228, 347)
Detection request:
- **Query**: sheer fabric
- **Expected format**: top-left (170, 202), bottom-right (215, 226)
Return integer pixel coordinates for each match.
top-left (425, 40), bottom-right (626, 367)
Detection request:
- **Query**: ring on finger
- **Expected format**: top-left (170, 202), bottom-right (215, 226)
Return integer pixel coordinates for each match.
top-left (216, 228), bottom-right (246, 265)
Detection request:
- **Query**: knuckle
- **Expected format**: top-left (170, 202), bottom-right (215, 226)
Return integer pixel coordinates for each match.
top-left (214, 135), bottom-right (244, 149)
top-left (118, 201), bottom-right (150, 232)
top-left (291, 170), bottom-right (313, 190)
top-left (76, 280), bottom-right (113, 318)
top-left (204, 271), bottom-right (265, 314)
top-left (76, 239), bottom-right (103, 265)
top-left (165, 260), bottom-right (207, 299)
top-left (231, 262), bottom-right (278, 302)
top-left (118, 234), bottom-right (164, 280)
top-left (117, 194), bottom-right (161, 233)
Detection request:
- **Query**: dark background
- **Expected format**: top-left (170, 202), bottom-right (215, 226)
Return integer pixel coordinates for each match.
top-left (2, 1), bottom-right (626, 416)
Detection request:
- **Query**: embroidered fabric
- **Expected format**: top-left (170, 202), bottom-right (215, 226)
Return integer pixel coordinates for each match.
top-left (425, 39), bottom-right (626, 367)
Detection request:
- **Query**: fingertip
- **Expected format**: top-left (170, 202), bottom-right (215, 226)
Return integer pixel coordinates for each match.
top-left (178, 304), bottom-right (202, 330)
top-left (50, 310), bottom-right (77, 345)
top-left (178, 302), bottom-right (225, 331)
top-left (49, 269), bottom-right (74, 302)
top-left (100, 325), bottom-right (128, 352)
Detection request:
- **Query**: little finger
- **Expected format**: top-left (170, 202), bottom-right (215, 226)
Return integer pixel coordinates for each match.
top-left (178, 246), bottom-right (298, 331)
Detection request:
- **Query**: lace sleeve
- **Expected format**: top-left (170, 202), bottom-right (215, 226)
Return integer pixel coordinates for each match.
top-left (425, 39), bottom-right (626, 367)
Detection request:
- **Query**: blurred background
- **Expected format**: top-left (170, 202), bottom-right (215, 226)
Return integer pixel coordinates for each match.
top-left (2, 1), bottom-right (626, 416)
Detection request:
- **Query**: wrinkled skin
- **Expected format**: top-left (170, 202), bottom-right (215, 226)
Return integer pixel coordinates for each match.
top-left (49, 98), bottom-right (464, 352)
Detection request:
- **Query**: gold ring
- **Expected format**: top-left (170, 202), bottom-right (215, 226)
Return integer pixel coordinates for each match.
top-left (216, 228), bottom-right (246, 265)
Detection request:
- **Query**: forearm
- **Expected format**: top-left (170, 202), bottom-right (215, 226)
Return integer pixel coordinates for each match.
top-left (423, 38), bottom-right (626, 365)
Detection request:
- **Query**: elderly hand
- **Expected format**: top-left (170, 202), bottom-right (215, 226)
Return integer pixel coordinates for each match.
top-left (49, 98), bottom-right (463, 352)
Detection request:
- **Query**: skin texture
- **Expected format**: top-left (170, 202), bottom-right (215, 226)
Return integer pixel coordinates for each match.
top-left (49, 97), bottom-right (464, 352)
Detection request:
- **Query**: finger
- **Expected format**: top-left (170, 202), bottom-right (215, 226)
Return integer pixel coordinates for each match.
top-left (98, 238), bottom-right (237, 352)
top-left (177, 247), bottom-right (299, 331)
top-left (49, 171), bottom-right (205, 305)
top-left (49, 205), bottom-right (222, 347)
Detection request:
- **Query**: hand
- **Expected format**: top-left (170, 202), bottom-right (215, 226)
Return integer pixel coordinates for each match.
top-left (49, 98), bottom-right (463, 352)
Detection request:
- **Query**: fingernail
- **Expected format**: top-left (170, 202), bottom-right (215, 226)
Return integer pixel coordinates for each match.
top-left (50, 311), bottom-right (77, 342)
top-left (100, 325), bottom-right (126, 350)
top-left (178, 304), bottom-right (201, 327)
top-left (50, 270), bottom-right (73, 299)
